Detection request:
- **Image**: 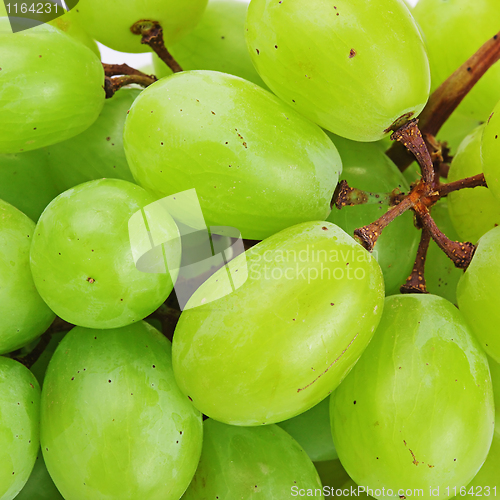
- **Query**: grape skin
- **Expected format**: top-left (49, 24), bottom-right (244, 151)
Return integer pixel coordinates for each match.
top-left (481, 100), bottom-right (500, 202)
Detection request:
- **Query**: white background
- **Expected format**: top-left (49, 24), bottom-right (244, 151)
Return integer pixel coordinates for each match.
top-left (98, 0), bottom-right (420, 67)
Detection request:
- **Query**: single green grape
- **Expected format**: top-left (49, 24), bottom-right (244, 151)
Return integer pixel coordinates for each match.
top-left (481, 99), bottom-right (500, 202)
top-left (0, 200), bottom-right (55, 354)
top-left (448, 125), bottom-right (500, 243)
top-left (30, 179), bottom-right (180, 329)
top-left (0, 150), bottom-right (60, 221)
top-left (172, 221), bottom-right (385, 426)
top-left (413, 0), bottom-right (500, 122)
top-left (425, 202), bottom-right (463, 305)
top-left (245, 0), bottom-right (430, 142)
top-left (0, 20), bottom-right (104, 154)
top-left (0, 357), bottom-right (41, 500)
top-left (153, 0), bottom-right (266, 87)
top-left (47, 88), bottom-right (139, 192)
top-left (327, 135), bottom-right (419, 295)
top-left (182, 419), bottom-right (323, 499)
top-left (124, 70), bottom-right (342, 240)
top-left (457, 226), bottom-right (500, 363)
top-left (71, 0), bottom-right (208, 53)
top-left (278, 397), bottom-right (337, 462)
top-left (331, 294), bottom-right (495, 499)
top-left (450, 433), bottom-right (500, 499)
top-left (15, 449), bottom-right (64, 500)
top-left (49, 10), bottom-right (99, 56)
top-left (41, 322), bottom-right (203, 500)
top-left (314, 459), bottom-right (350, 489)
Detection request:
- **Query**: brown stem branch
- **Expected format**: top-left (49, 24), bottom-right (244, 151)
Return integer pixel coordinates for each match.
top-left (400, 228), bottom-right (431, 294)
top-left (414, 203), bottom-right (475, 269)
top-left (131, 20), bottom-right (183, 73)
top-left (104, 74), bottom-right (157, 99)
top-left (354, 194), bottom-right (416, 251)
top-left (438, 173), bottom-right (487, 197)
top-left (387, 31), bottom-right (500, 171)
top-left (391, 119), bottom-right (435, 185)
top-left (102, 63), bottom-right (155, 79)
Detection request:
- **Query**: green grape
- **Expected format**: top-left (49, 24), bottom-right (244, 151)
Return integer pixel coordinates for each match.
top-left (245, 0), bottom-right (430, 142)
top-left (71, 0), bottom-right (208, 53)
top-left (0, 20), bottom-right (105, 154)
top-left (450, 433), bottom-right (500, 499)
top-left (182, 419), bottom-right (323, 499)
top-left (425, 201), bottom-right (463, 305)
top-left (124, 70), bottom-right (342, 240)
top-left (41, 322), bottom-right (203, 500)
top-left (457, 226), bottom-right (500, 363)
top-left (30, 179), bottom-right (180, 329)
top-left (448, 125), bottom-right (500, 243)
top-left (490, 357), bottom-right (500, 434)
top-left (153, 0), bottom-right (266, 87)
top-left (481, 99), bottom-right (500, 202)
top-left (0, 150), bottom-right (60, 221)
top-left (413, 0), bottom-right (500, 122)
top-left (0, 357), bottom-right (41, 500)
top-left (47, 88), bottom-right (139, 192)
top-left (314, 459), bottom-right (350, 489)
top-left (278, 397), bottom-right (337, 462)
top-left (15, 450), bottom-right (64, 500)
top-left (0, 200), bottom-right (55, 354)
top-left (341, 479), bottom-right (372, 498)
top-left (172, 221), bottom-right (385, 426)
top-left (327, 135), bottom-right (419, 295)
top-left (49, 10), bottom-right (100, 57)
top-left (331, 294), bottom-right (495, 499)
